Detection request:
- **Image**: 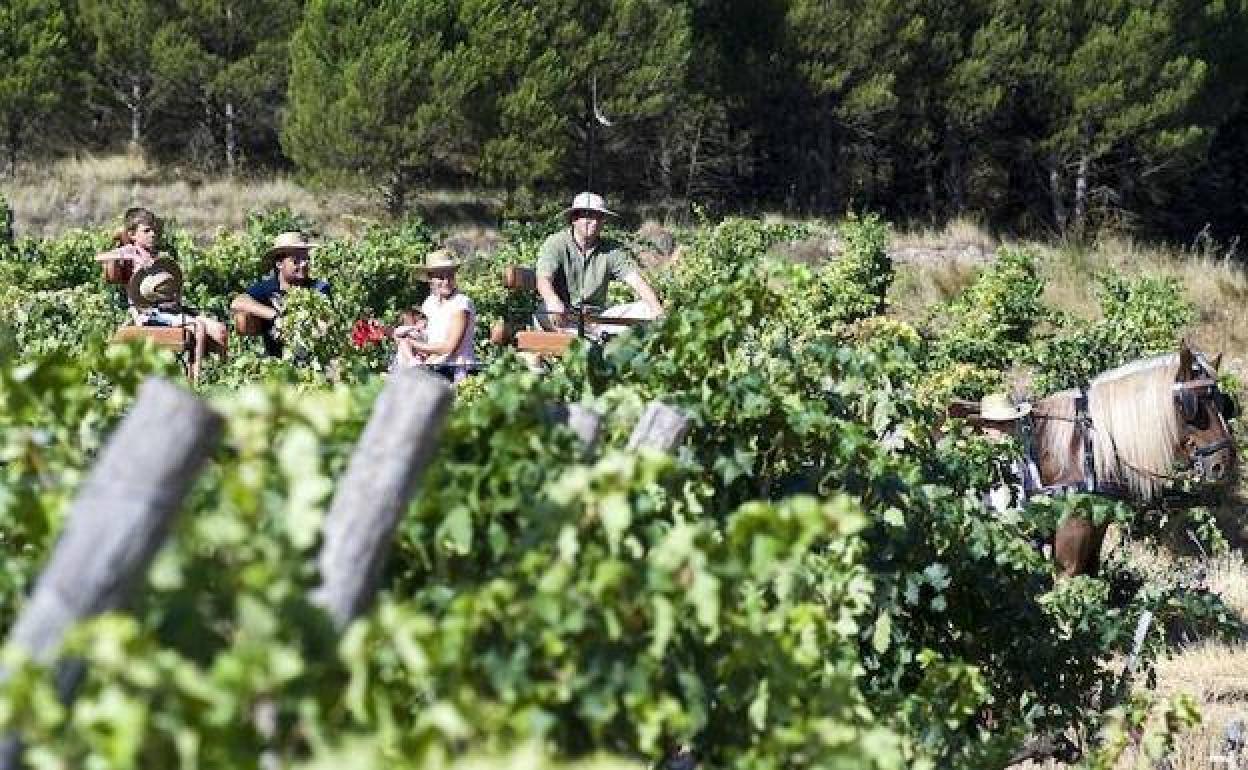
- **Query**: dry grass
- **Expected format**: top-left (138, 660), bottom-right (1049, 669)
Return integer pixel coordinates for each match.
top-left (888, 218), bottom-right (1002, 323)
top-left (1044, 235), bottom-right (1248, 369)
top-left (890, 215), bottom-right (1001, 254)
top-left (0, 152), bottom-right (503, 240)
top-left (1137, 546), bottom-right (1248, 770)
top-left (1150, 640), bottom-right (1248, 770)
top-left (887, 222), bottom-right (1248, 378)
top-left (1013, 546), bottom-right (1248, 770)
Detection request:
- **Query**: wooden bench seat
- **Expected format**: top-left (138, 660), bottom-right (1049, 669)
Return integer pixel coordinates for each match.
top-left (110, 326), bottom-right (189, 350)
top-left (515, 330), bottom-right (575, 355)
top-left (497, 265), bottom-right (568, 357)
top-left (110, 325), bottom-right (229, 357)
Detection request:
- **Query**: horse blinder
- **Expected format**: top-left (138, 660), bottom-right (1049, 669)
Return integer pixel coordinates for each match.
top-left (1215, 391), bottom-right (1239, 420)
top-left (1173, 377), bottom-right (1236, 484)
top-left (1172, 378), bottom-right (1226, 425)
top-left (1178, 389), bottom-right (1200, 423)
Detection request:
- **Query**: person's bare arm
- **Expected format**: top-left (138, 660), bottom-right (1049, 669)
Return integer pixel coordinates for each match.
top-left (622, 271), bottom-right (665, 317)
top-left (230, 294), bottom-right (278, 320)
top-left (536, 274), bottom-right (567, 322)
top-left (412, 309), bottom-right (469, 357)
top-left (95, 243), bottom-right (136, 262)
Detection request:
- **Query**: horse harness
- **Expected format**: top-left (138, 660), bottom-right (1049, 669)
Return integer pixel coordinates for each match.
top-left (1015, 356), bottom-right (1236, 501)
top-left (1016, 387), bottom-right (1103, 499)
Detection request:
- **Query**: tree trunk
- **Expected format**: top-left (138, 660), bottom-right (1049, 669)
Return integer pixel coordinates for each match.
top-left (130, 80), bottom-right (142, 145)
top-left (5, 117), bottom-right (18, 178)
top-left (1072, 150), bottom-right (1090, 238)
top-left (684, 115), bottom-right (704, 214)
top-left (225, 101), bottom-right (237, 177)
top-left (924, 158), bottom-right (937, 220)
top-left (383, 168), bottom-right (407, 218)
top-left (1049, 161), bottom-right (1067, 232)
top-left (656, 134), bottom-right (673, 202)
top-left (945, 130), bottom-right (966, 216)
top-left (818, 112), bottom-right (837, 213)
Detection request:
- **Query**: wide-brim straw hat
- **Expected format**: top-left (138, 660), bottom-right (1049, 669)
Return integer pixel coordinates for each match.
top-left (266, 231), bottom-right (321, 262)
top-left (414, 248), bottom-right (462, 279)
top-left (127, 257), bottom-right (183, 309)
top-left (977, 392), bottom-right (1031, 422)
top-left (562, 191), bottom-right (617, 220)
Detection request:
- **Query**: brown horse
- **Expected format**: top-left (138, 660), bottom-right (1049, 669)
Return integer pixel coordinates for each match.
top-left (1027, 341), bottom-right (1237, 576)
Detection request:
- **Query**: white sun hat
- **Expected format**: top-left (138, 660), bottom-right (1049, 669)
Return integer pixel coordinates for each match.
top-left (562, 191), bottom-right (617, 220)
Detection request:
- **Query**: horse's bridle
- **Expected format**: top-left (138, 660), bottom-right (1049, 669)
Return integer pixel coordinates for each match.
top-left (1171, 366), bottom-right (1238, 478)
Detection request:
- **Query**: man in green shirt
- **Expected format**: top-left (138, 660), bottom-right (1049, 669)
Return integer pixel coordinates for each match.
top-left (535, 191), bottom-right (664, 331)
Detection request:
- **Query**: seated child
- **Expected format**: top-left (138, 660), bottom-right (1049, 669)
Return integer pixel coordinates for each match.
top-left (98, 207), bottom-right (228, 383)
top-left (392, 308), bottom-right (428, 369)
top-left (392, 308), bottom-right (429, 368)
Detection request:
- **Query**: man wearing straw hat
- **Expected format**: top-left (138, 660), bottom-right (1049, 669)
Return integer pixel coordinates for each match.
top-left (231, 231), bottom-right (331, 357)
top-left (972, 392), bottom-right (1042, 513)
top-left (535, 191), bottom-right (664, 332)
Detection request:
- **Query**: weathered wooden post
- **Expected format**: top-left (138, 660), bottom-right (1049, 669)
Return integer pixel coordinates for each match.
top-left (546, 403), bottom-right (603, 454)
top-left (311, 367), bottom-right (453, 629)
top-left (0, 378), bottom-right (223, 770)
top-left (627, 401), bottom-right (691, 452)
top-left (627, 400), bottom-right (695, 770)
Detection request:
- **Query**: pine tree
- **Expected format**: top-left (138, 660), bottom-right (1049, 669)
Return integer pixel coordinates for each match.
top-left (0, 0), bottom-right (73, 175)
top-left (781, 0), bottom-right (925, 212)
top-left (461, 0), bottom-right (693, 201)
top-left (284, 0), bottom-right (467, 214)
top-left (78, 0), bottom-right (176, 149)
top-left (153, 0), bottom-right (300, 173)
top-left (992, 0), bottom-right (1246, 234)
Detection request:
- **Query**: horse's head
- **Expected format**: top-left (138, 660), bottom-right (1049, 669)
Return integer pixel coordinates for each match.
top-left (1173, 341), bottom-right (1238, 487)
top-left (1075, 341), bottom-right (1238, 501)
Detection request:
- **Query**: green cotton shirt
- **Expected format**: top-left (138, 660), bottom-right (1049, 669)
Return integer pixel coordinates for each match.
top-left (535, 229), bottom-right (638, 308)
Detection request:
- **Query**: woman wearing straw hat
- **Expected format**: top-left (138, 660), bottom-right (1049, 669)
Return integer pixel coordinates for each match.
top-left (401, 248), bottom-right (477, 382)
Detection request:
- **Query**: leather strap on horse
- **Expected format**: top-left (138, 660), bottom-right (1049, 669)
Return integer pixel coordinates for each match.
top-left (1025, 377), bottom-right (1231, 499)
top-left (1020, 387), bottom-right (1102, 499)
top-left (1076, 388), bottom-right (1097, 493)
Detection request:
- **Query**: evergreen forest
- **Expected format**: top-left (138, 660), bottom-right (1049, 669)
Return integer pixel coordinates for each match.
top-left (6, 0), bottom-right (1248, 240)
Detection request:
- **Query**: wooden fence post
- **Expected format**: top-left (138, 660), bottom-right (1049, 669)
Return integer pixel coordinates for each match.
top-left (311, 367), bottom-right (453, 629)
top-left (627, 401), bottom-right (691, 453)
top-left (0, 378), bottom-right (223, 770)
top-left (546, 404), bottom-right (603, 454)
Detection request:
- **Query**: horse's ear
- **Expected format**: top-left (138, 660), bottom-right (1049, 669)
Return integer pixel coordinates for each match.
top-left (1178, 338), bottom-right (1195, 377)
top-left (1212, 352), bottom-right (1223, 372)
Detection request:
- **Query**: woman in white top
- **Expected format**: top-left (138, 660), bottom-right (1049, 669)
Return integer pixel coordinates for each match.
top-left (402, 248), bottom-right (477, 381)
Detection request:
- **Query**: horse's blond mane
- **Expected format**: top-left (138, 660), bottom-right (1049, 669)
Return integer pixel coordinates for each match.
top-left (1033, 354), bottom-right (1183, 502)
top-left (1088, 354), bottom-right (1183, 500)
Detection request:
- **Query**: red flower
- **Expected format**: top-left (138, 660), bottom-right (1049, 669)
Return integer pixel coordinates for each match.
top-left (350, 318), bottom-right (390, 348)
